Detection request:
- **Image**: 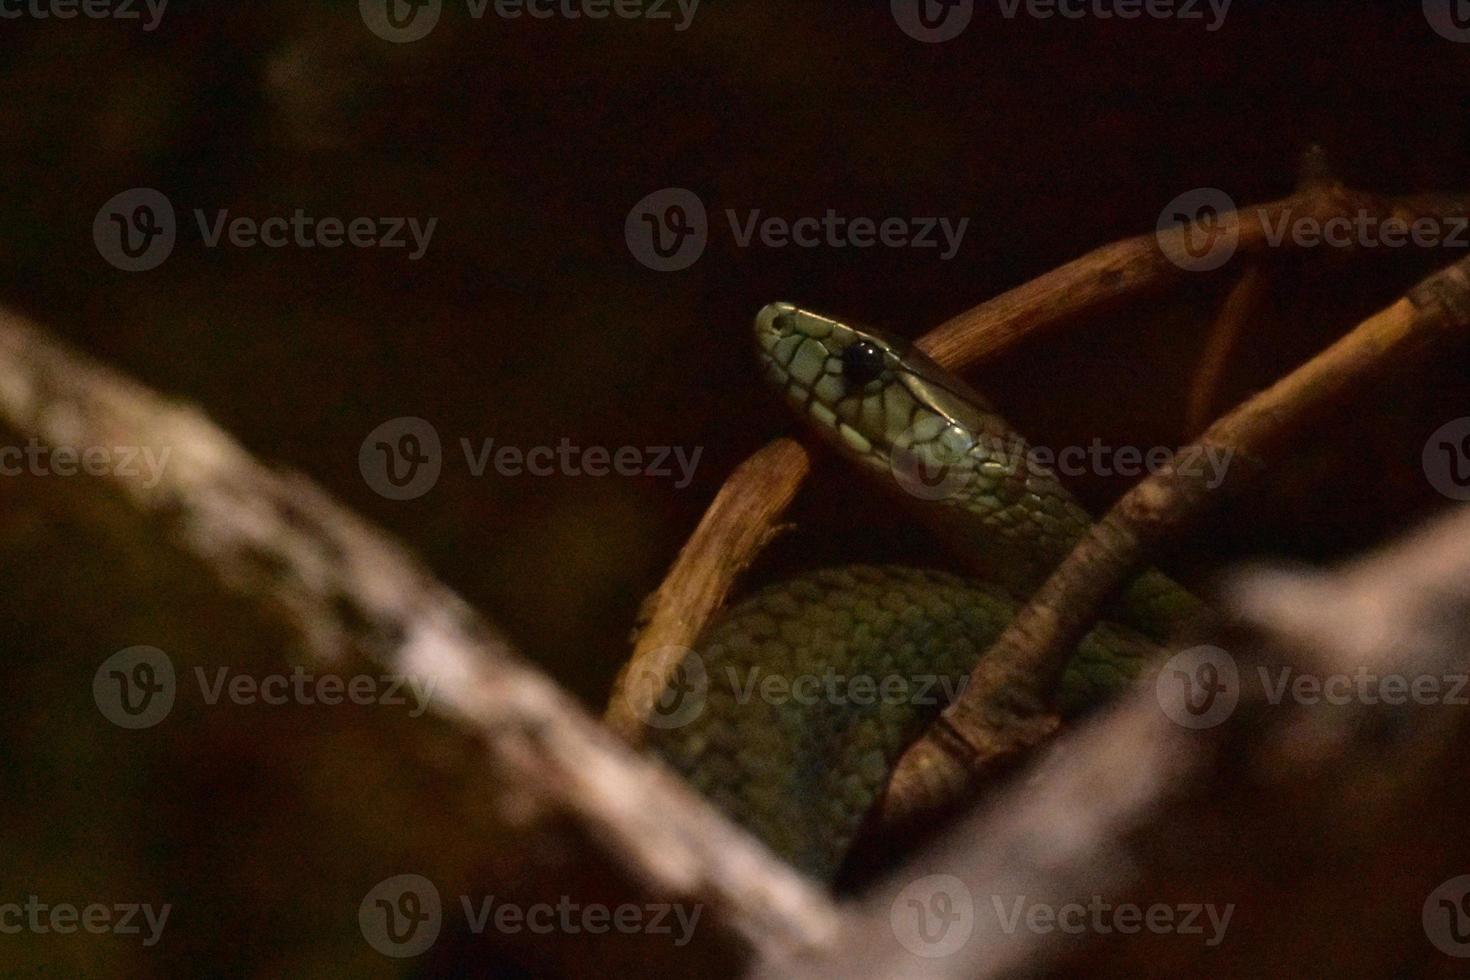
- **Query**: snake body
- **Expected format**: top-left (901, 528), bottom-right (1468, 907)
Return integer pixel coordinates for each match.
top-left (636, 303), bottom-right (1202, 882)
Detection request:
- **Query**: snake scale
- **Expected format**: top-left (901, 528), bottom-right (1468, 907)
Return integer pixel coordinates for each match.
top-left (625, 303), bottom-right (1205, 882)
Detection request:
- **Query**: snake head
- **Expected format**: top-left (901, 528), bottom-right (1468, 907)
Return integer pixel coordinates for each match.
top-left (754, 302), bottom-right (995, 475)
top-left (755, 301), bottom-right (901, 401)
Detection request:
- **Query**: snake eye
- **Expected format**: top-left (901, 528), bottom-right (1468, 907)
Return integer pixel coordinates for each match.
top-left (840, 340), bottom-right (886, 386)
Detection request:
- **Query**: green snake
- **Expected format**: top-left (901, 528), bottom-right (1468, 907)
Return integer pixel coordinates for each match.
top-left (632, 303), bottom-right (1204, 882)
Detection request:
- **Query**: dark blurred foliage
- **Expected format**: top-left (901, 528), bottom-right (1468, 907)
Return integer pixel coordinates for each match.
top-left (3, 2), bottom-right (1470, 974)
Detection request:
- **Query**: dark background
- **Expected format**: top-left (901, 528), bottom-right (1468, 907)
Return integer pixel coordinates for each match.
top-left (4, 1), bottom-right (1470, 974)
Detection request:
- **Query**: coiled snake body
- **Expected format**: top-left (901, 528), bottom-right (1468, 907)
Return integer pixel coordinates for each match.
top-left (631, 304), bottom-right (1203, 882)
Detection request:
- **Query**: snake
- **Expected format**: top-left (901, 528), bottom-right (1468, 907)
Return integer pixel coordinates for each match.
top-left (627, 302), bottom-right (1205, 883)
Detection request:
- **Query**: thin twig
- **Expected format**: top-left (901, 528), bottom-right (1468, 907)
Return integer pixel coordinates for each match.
top-left (1184, 146), bottom-right (1333, 436)
top-left (1186, 263), bottom-right (1270, 436)
top-left (606, 437), bottom-right (809, 744)
top-left (877, 251), bottom-right (1470, 820)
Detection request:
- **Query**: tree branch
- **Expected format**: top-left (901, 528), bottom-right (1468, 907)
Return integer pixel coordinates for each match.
top-left (878, 248), bottom-right (1470, 823)
top-left (0, 307), bottom-right (840, 973)
top-left (785, 504), bottom-right (1470, 978)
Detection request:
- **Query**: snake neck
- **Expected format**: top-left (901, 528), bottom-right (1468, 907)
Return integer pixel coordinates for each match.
top-left (868, 415), bottom-right (1208, 642)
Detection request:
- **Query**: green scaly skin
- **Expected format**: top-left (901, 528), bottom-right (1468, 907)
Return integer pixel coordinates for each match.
top-left (637, 304), bottom-right (1205, 882)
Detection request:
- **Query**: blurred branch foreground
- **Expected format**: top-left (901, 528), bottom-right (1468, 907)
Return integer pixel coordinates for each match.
top-left (5, 247), bottom-right (1470, 974)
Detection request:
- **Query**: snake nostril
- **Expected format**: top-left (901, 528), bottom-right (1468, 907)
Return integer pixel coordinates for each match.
top-left (840, 340), bottom-right (886, 386)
